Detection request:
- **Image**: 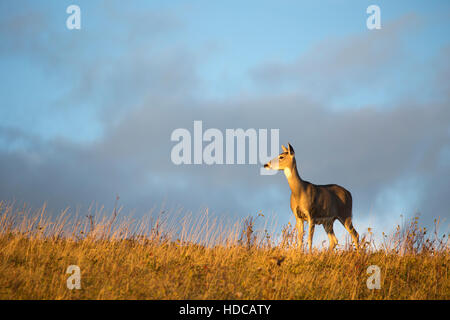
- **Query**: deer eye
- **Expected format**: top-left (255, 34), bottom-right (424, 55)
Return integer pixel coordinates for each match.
top-left (279, 156), bottom-right (284, 160)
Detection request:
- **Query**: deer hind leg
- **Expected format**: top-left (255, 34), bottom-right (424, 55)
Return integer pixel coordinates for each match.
top-left (307, 220), bottom-right (315, 252)
top-left (343, 217), bottom-right (359, 250)
top-left (295, 217), bottom-right (304, 250)
top-left (324, 221), bottom-right (338, 251)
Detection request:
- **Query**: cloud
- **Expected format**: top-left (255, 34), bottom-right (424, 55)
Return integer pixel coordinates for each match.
top-left (1, 89), bottom-right (448, 229)
top-left (250, 13), bottom-right (422, 102)
top-left (0, 7), bottom-right (448, 239)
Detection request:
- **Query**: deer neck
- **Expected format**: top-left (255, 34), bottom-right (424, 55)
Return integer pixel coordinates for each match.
top-left (284, 162), bottom-right (305, 196)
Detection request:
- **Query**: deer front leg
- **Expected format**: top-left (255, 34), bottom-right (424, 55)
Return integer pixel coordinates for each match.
top-left (296, 218), bottom-right (304, 250)
top-left (307, 220), bottom-right (315, 252)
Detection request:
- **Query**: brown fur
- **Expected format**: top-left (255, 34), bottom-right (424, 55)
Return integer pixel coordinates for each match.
top-left (264, 143), bottom-right (359, 251)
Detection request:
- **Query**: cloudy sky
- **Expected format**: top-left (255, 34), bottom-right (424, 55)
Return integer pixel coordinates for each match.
top-left (0, 1), bottom-right (449, 243)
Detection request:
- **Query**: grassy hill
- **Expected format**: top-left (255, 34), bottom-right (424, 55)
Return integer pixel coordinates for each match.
top-left (0, 202), bottom-right (448, 299)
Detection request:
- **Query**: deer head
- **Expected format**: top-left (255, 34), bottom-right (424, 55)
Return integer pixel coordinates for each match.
top-left (263, 143), bottom-right (296, 173)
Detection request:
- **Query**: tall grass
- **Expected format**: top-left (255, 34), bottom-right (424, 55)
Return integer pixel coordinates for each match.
top-left (0, 201), bottom-right (448, 299)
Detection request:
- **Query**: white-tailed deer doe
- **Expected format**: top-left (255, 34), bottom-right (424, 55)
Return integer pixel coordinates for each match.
top-left (264, 143), bottom-right (359, 252)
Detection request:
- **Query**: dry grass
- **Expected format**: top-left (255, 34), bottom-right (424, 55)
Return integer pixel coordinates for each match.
top-left (0, 201), bottom-right (448, 300)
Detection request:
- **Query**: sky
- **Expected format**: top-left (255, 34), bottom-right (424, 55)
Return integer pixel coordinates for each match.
top-left (0, 0), bottom-right (449, 245)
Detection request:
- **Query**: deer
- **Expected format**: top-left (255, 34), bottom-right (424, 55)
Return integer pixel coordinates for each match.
top-left (264, 143), bottom-right (359, 252)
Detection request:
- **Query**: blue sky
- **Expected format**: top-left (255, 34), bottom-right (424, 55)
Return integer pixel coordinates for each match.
top-left (1, 1), bottom-right (448, 141)
top-left (0, 1), bottom-right (449, 244)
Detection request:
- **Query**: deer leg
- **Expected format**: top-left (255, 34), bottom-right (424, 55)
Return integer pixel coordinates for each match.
top-left (343, 218), bottom-right (359, 251)
top-left (296, 218), bottom-right (304, 250)
top-left (324, 221), bottom-right (337, 251)
top-left (307, 221), bottom-right (315, 252)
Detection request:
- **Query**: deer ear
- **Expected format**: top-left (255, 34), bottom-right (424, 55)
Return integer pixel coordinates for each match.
top-left (281, 145), bottom-right (288, 152)
top-left (287, 143), bottom-right (295, 155)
